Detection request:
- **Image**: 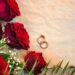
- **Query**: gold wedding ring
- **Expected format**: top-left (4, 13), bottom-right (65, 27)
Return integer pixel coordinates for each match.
top-left (37, 35), bottom-right (45, 44)
top-left (37, 35), bottom-right (48, 49)
top-left (40, 41), bottom-right (48, 49)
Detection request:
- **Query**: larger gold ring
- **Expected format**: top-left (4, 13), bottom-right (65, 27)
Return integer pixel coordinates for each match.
top-left (40, 41), bottom-right (48, 49)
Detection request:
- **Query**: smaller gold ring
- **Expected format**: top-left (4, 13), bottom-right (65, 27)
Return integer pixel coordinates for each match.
top-left (37, 35), bottom-right (45, 44)
top-left (40, 41), bottom-right (48, 49)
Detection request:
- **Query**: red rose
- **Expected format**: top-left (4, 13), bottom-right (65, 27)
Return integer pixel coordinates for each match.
top-left (0, 0), bottom-right (20, 21)
top-left (0, 24), bottom-right (3, 39)
top-left (4, 23), bottom-right (30, 50)
top-left (24, 51), bottom-right (46, 74)
top-left (0, 55), bottom-right (10, 75)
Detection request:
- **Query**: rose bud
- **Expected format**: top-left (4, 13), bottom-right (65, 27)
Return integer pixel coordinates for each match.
top-left (24, 51), bottom-right (47, 74)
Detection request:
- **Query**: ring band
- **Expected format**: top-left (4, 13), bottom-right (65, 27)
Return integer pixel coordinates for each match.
top-left (37, 35), bottom-right (45, 44)
top-left (40, 41), bottom-right (48, 49)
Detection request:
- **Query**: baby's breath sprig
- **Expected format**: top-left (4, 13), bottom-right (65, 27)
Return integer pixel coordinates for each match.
top-left (0, 38), bottom-right (25, 75)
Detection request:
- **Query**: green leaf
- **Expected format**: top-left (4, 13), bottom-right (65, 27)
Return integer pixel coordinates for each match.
top-left (18, 63), bottom-right (24, 68)
top-left (4, 64), bottom-right (9, 75)
top-left (19, 60), bottom-right (28, 75)
top-left (8, 64), bottom-right (15, 75)
top-left (0, 53), bottom-right (10, 61)
top-left (71, 68), bottom-right (75, 75)
top-left (24, 59), bottom-right (29, 69)
top-left (61, 61), bottom-right (69, 75)
top-left (55, 60), bottom-right (63, 74)
top-left (40, 60), bottom-right (51, 75)
top-left (50, 66), bottom-right (56, 74)
top-left (40, 67), bottom-right (48, 75)
top-left (28, 58), bottom-right (38, 75)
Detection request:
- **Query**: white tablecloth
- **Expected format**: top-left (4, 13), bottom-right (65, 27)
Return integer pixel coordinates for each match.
top-left (15, 0), bottom-right (75, 67)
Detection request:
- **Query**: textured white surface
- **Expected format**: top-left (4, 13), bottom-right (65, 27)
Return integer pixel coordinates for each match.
top-left (15, 0), bottom-right (75, 67)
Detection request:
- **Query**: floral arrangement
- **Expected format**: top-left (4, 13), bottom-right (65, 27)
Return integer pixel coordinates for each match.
top-left (0, 0), bottom-right (75, 75)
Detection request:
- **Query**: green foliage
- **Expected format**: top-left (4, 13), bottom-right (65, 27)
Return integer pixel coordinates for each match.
top-left (0, 38), bottom-right (7, 49)
top-left (0, 53), bottom-right (10, 61)
top-left (23, 61), bottom-right (75, 75)
top-left (0, 38), bottom-right (75, 75)
top-left (61, 62), bottom-right (69, 75)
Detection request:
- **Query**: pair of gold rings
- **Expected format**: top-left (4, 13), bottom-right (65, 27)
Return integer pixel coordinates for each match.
top-left (37, 35), bottom-right (48, 49)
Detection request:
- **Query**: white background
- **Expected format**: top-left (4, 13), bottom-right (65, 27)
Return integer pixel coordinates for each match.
top-left (15, 0), bottom-right (75, 67)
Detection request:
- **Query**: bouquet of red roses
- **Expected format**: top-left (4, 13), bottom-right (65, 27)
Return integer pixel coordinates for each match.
top-left (0, 0), bottom-right (47, 75)
top-left (0, 38), bottom-right (47, 75)
top-left (0, 0), bottom-right (75, 75)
